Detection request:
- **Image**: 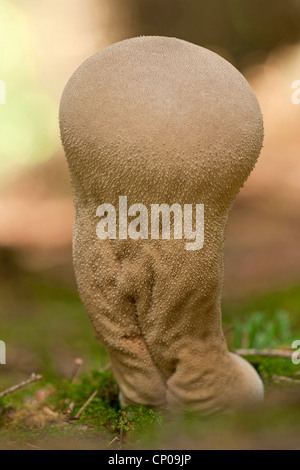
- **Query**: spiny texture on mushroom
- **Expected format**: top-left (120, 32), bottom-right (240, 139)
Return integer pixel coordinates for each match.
top-left (59, 36), bottom-right (264, 412)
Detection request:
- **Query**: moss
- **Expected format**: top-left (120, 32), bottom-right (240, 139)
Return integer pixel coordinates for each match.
top-left (1, 355), bottom-right (300, 449)
top-left (0, 370), bottom-right (165, 448)
top-left (1, 271), bottom-right (300, 448)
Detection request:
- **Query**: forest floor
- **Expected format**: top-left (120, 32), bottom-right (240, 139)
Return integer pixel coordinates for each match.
top-left (0, 264), bottom-right (300, 450)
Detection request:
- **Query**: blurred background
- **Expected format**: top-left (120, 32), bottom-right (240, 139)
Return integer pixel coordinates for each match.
top-left (0, 0), bottom-right (300, 387)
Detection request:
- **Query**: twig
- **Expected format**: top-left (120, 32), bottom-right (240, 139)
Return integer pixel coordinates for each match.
top-left (6, 441), bottom-right (20, 450)
top-left (27, 443), bottom-right (44, 450)
top-left (71, 358), bottom-right (83, 382)
top-left (0, 373), bottom-right (42, 399)
top-left (120, 424), bottom-right (124, 444)
top-left (74, 390), bottom-right (98, 419)
top-left (100, 362), bottom-right (111, 373)
top-left (108, 436), bottom-right (119, 447)
top-left (234, 348), bottom-right (299, 360)
top-left (273, 375), bottom-right (300, 384)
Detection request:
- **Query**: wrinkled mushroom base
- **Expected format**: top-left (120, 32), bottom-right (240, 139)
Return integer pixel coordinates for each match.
top-left (74, 233), bottom-right (263, 413)
top-left (118, 353), bottom-right (264, 413)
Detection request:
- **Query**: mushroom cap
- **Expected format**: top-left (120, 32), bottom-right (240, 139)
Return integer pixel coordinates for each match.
top-left (59, 36), bottom-right (263, 208)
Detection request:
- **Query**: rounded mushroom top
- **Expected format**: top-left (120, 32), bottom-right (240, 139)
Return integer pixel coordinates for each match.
top-left (59, 36), bottom-right (263, 208)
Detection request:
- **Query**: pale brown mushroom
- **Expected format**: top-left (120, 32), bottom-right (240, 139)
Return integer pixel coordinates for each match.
top-left (59, 36), bottom-right (264, 412)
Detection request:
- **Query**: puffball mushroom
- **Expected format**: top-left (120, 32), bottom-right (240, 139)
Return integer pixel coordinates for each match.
top-left (59, 36), bottom-right (264, 412)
